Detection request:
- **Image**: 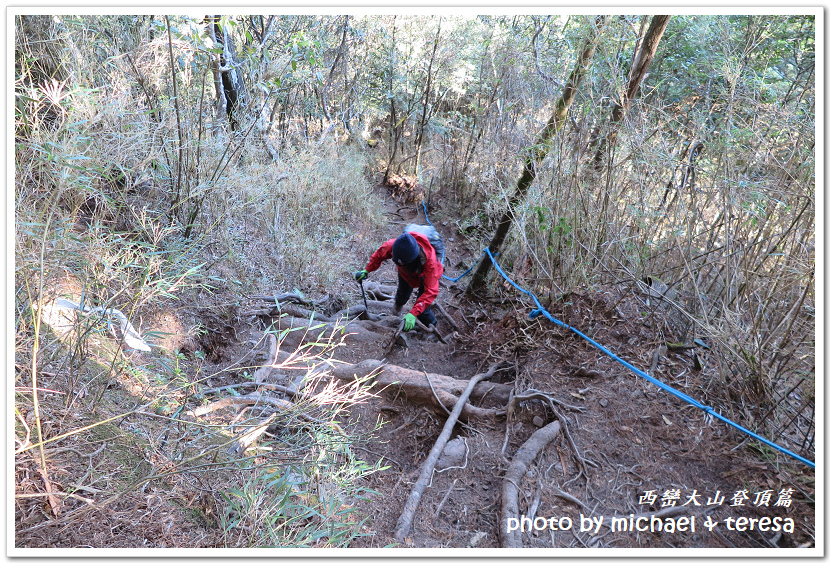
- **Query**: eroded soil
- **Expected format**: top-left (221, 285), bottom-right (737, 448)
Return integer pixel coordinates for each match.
top-left (15, 186), bottom-right (815, 550)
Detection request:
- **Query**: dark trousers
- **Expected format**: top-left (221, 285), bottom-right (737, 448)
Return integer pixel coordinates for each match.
top-left (395, 274), bottom-right (437, 326)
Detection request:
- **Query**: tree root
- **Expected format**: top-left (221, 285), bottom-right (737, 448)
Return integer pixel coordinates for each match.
top-left (186, 394), bottom-right (305, 418)
top-left (415, 319), bottom-right (449, 343)
top-left (502, 389), bottom-right (592, 480)
top-left (249, 292), bottom-right (315, 306)
top-left (247, 301), bottom-right (450, 352)
top-left (500, 420), bottom-right (562, 548)
top-left (227, 412), bottom-right (277, 456)
top-left (434, 301), bottom-right (460, 331)
top-left (394, 363), bottom-right (503, 543)
top-left (362, 280), bottom-right (397, 300)
top-left (252, 334), bottom-right (280, 383)
top-left (329, 360), bottom-right (511, 421)
top-left (266, 314), bottom-right (393, 349)
top-left (248, 286), bottom-right (456, 350)
top-left (383, 319), bottom-right (407, 357)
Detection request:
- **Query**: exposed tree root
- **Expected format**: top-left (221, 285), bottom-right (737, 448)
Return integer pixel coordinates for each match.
top-left (362, 280), bottom-right (397, 301)
top-left (394, 363), bottom-right (503, 543)
top-left (383, 319), bottom-right (407, 357)
top-left (187, 394), bottom-right (297, 418)
top-left (500, 420), bottom-right (562, 548)
top-left (265, 314), bottom-right (392, 349)
top-left (248, 292), bottom-right (315, 306)
top-left (330, 360), bottom-right (511, 422)
top-left (502, 389), bottom-right (592, 480)
top-left (227, 412), bottom-right (278, 456)
top-left (434, 301), bottom-right (460, 330)
top-left (245, 299), bottom-right (450, 350)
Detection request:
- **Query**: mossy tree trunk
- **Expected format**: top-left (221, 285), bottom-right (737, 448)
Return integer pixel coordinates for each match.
top-left (467, 15), bottom-right (607, 294)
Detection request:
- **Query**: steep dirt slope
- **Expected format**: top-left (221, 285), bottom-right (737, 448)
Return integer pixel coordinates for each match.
top-left (17, 184), bottom-right (813, 550)
top-left (213, 186), bottom-right (815, 549)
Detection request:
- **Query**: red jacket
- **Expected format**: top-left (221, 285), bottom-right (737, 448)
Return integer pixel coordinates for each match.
top-left (365, 231), bottom-right (443, 317)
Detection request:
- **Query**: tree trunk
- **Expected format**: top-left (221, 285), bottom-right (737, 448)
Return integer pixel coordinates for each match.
top-left (206, 16), bottom-right (228, 124)
top-left (321, 16), bottom-right (349, 126)
top-left (383, 17), bottom-right (399, 185)
top-left (249, 16), bottom-right (279, 162)
top-left (339, 17), bottom-right (354, 137)
top-left (592, 15), bottom-right (671, 167)
top-left (467, 16), bottom-right (607, 294)
top-left (206, 15), bottom-right (248, 130)
top-left (414, 18), bottom-right (442, 177)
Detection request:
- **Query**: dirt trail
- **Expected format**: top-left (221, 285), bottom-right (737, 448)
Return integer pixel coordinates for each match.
top-left (213, 185), bottom-right (814, 549)
top-left (33, 184), bottom-right (807, 550)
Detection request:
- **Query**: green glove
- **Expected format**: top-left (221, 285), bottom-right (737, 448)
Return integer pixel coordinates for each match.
top-left (403, 313), bottom-right (416, 331)
top-left (353, 269), bottom-right (368, 282)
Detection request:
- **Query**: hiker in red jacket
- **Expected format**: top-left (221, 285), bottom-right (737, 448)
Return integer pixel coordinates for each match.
top-left (354, 225), bottom-right (444, 331)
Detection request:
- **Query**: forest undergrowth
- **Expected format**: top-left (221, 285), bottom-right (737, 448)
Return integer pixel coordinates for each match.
top-left (14, 13), bottom-right (815, 549)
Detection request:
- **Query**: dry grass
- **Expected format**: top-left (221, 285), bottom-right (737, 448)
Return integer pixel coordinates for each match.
top-left (410, 15), bottom-right (814, 465)
top-left (14, 14), bottom-right (814, 549)
top-left (429, 67), bottom-right (815, 463)
top-left (198, 141), bottom-right (385, 294)
top-left (14, 16), bottom-right (387, 549)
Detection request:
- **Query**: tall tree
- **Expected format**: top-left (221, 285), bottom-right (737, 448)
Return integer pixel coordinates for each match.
top-left (383, 17), bottom-right (399, 185)
top-left (206, 15), bottom-right (248, 130)
top-left (467, 16), bottom-right (607, 293)
top-left (319, 16), bottom-right (350, 132)
top-left (414, 17), bottom-right (442, 177)
top-left (592, 15), bottom-right (671, 166)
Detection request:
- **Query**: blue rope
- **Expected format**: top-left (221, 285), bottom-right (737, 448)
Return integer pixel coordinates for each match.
top-left (420, 203), bottom-right (815, 469)
top-left (442, 258), bottom-right (479, 283)
top-left (422, 201), bottom-right (479, 281)
top-left (422, 201), bottom-right (435, 229)
top-left (483, 249), bottom-right (815, 470)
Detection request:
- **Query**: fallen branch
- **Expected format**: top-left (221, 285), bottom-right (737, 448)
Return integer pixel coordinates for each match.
top-left (394, 363), bottom-right (502, 542)
top-left (434, 301), bottom-right (460, 331)
top-left (500, 420), bottom-right (562, 548)
top-left (50, 298), bottom-right (151, 351)
top-left (36, 466), bottom-right (62, 518)
top-left (434, 478), bottom-right (458, 517)
top-left (383, 319), bottom-right (407, 357)
top-left (15, 491), bottom-right (95, 506)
